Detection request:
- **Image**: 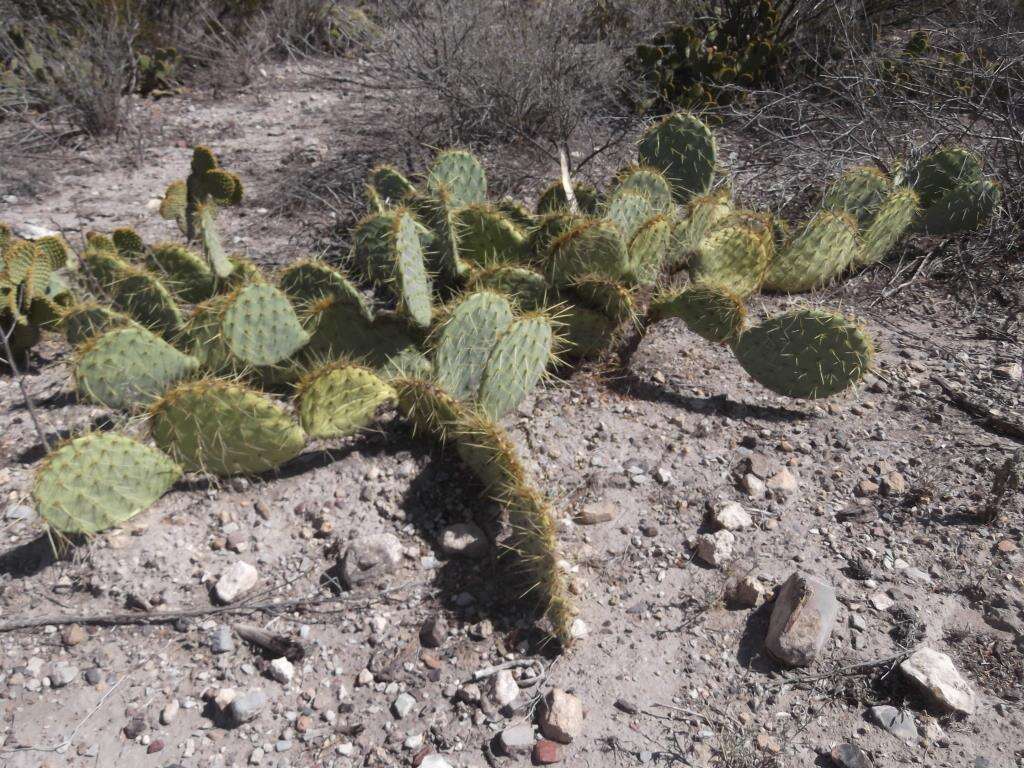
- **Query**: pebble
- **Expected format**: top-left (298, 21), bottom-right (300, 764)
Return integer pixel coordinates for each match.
top-left (831, 743), bottom-right (873, 768)
top-left (868, 705), bottom-right (917, 740)
top-left (50, 665), bottom-right (79, 688)
top-left (211, 625), bottom-right (235, 654)
top-left (228, 690), bottom-right (267, 725)
top-left (419, 614), bottom-right (447, 648)
top-left (765, 572), bottom-right (839, 667)
top-left (438, 522), bottom-right (488, 558)
top-left (539, 689), bottom-right (583, 744)
top-left (160, 699), bottom-right (180, 725)
top-left (695, 530), bottom-right (735, 567)
top-left (4, 504), bottom-right (32, 521)
top-left (490, 669), bottom-right (519, 708)
top-left (725, 573), bottom-right (766, 608)
top-left (61, 624), bottom-right (86, 647)
top-left (498, 723), bottom-right (535, 756)
top-left (84, 668), bottom-right (103, 685)
top-left (743, 473), bottom-right (766, 497)
top-left (899, 647), bottom-right (977, 715)
top-left (392, 692), bottom-right (416, 719)
top-left (419, 755), bottom-right (453, 768)
top-left (340, 533), bottom-right (403, 589)
top-left (711, 501), bottom-right (753, 531)
top-left (215, 561), bottom-right (259, 603)
top-left (575, 500), bottom-right (616, 525)
top-left (614, 698), bottom-right (639, 714)
top-left (766, 468), bottom-right (798, 496)
top-left (533, 739), bottom-right (562, 764)
top-left (268, 657), bottom-right (295, 684)
top-left (869, 592), bottom-right (894, 611)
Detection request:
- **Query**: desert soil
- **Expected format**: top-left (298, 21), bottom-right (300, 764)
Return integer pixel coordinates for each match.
top-left (0, 59), bottom-right (1022, 768)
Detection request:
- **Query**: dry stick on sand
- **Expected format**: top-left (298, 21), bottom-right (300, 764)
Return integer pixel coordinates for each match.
top-left (931, 375), bottom-right (1024, 442)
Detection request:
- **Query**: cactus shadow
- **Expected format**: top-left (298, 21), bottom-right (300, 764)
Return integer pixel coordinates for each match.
top-left (735, 600), bottom-right (780, 674)
top-left (0, 533), bottom-right (61, 578)
top-left (12, 415), bottom-right (118, 465)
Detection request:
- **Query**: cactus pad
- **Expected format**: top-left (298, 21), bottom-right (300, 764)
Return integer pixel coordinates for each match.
top-left (648, 283), bottom-right (746, 343)
top-left (62, 303), bottom-right (136, 346)
top-left (569, 276), bottom-right (636, 324)
top-left (113, 227), bottom-right (147, 258)
top-left (393, 376), bottom-right (463, 442)
top-left (368, 163), bottom-right (415, 205)
top-left (732, 309), bottom-right (873, 399)
top-left (605, 190), bottom-right (656, 243)
top-left (108, 264), bottom-right (184, 339)
top-left (858, 187), bottom-right (919, 265)
top-left (454, 205), bottom-right (528, 266)
top-left (670, 189), bottom-right (732, 268)
top-left (690, 224), bottom-right (771, 297)
top-left (278, 260), bottom-right (370, 315)
top-left (434, 290), bottom-right (514, 400)
top-left (33, 433), bottom-right (182, 535)
top-left (466, 265), bottom-right (549, 311)
top-left (918, 179), bottom-right (1000, 235)
top-left (637, 112), bottom-right (716, 202)
top-left (536, 181), bottom-right (599, 215)
top-left (763, 211), bottom-right (859, 293)
top-left (612, 166), bottom-right (674, 213)
top-left (297, 362), bottom-right (395, 439)
top-left (526, 211), bottom-right (577, 264)
top-left (560, 304), bottom-right (617, 360)
top-left (478, 314), bottom-right (555, 419)
top-left (147, 243), bottom-right (217, 303)
top-left (221, 283), bottom-right (310, 367)
top-left (626, 214), bottom-right (672, 285)
top-left (150, 379), bottom-right (307, 475)
top-left (822, 166), bottom-right (891, 227)
top-left (907, 147), bottom-right (982, 208)
top-left (391, 210), bottom-right (433, 328)
top-left (547, 219), bottom-right (629, 286)
top-left (304, 300), bottom-right (419, 369)
top-left (427, 150), bottom-right (486, 208)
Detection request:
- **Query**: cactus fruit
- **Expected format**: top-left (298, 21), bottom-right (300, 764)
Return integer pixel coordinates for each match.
top-left (426, 150), bottom-right (486, 208)
top-left (74, 326), bottom-right (199, 409)
top-left (763, 210), bottom-right (859, 293)
top-left (546, 219), bottom-right (629, 286)
top-left (478, 314), bottom-right (556, 419)
top-left (605, 189), bottom-right (656, 243)
top-left (453, 205), bottom-right (529, 266)
top-left (367, 163), bottom-right (415, 207)
top-left (918, 178), bottom-right (1000, 236)
top-left (150, 379), bottom-right (307, 475)
top-left (637, 112), bottom-right (716, 202)
top-left (626, 214), bottom-right (672, 285)
top-left (906, 147), bottom-right (983, 208)
top-left (144, 243), bottom-right (217, 303)
top-left (822, 166), bottom-right (891, 227)
top-left (612, 166), bottom-right (674, 214)
top-left (689, 224), bottom-right (771, 297)
top-left (220, 283), bottom-right (310, 367)
top-left (62, 302), bottom-right (136, 346)
top-left (278, 260), bottom-right (370, 314)
top-left (858, 187), bottom-right (920, 265)
top-left (433, 290), bottom-right (514, 400)
top-left (648, 283), bottom-right (746, 343)
top-left (296, 362), bottom-right (395, 439)
top-left (536, 181), bottom-right (599, 215)
top-left (33, 433), bottom-right (182, 535)
top-left (466, 266), bottom-right (549, 311)
top-left (731, 309), bottom-right (873, 399)
top-left (113, 227), bottom-right (147, 258)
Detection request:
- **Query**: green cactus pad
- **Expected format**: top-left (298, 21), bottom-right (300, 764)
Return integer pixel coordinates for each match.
top-left (732, 309), bottom-right (873, 399)
top-left (605, 190), bottom-right (656, 243)
top-left (907, 147), bottom-right (983, 208)
top-left (147, 243), bottom-right (217, 303)
top-left (670, 189), bottom-right (732, 268)
top-left (495, 199), bottom-right (536, 230)
top-left (536, 181), bottom-right (599, 215)
top-left (304, 299), bottom-right (419, 369)
top-left (391, 209), bottom-right (433, 328)
top-left (75, 326), bottom-right (199, 410)
top-left (368, 164), bottom-right (415, 205)
top-left (478, 314), bottom-right (555, 419)
top-left (526, 212), bottom-right (577, 264)
top-left (113, 227), bottom-right (147, 258)
top-left (918, 179), bottom-right (1000, 235)
top-left (4, 239), bottom-right (53, 301)
top-left (433, 290), bottom-right (515, 400)
top-left (466, 265), bottom-right (550, 311)
top-left (547, 219), bottom-right (629, 286)
top-left (62, 303), bottom-right (136, 346)
top-left (278, 260), bottom-right (370, 315)
top-left (33, 433), bottom-right (182, 535)
top-left (454, 205), bottom-right (529, 266)
top-left (427, 150), bottom-right (486, 208)
top-left (649, 283), bottom-right (746, 343)
top-left (160, 180), bottom-right (188, 233)
top-left (690, 224), bottom-right (771, 297)
top-left (763, 211), bottom-right (859, 293)
top-left (858, 187), bottom-right (920, 265)
top-left (612, 166), bottom-right (674, 214)
top-left (351, 211), bottom-right (398, 284)
top-left (221, 283), bottom-right (310, 367)
top-left (560, 304), bottom-right (617, 360)
top-left (83, 243), bottom-right (130, 290)
top-left (627, 214), bottom-right (672, 285)
top-left (823, 165), bottom-right (891, 227)
top-left (405, 192), bottom-right (470, 284)
top-left (569, 276), bottom-right (636, 324)
top-left (637, 112), bottom-right (716, 202)
top-left (393, 376), bottom-right (463, 442)
top-left (108, 264), bottom-right (184, 339)
top-left (178, 295), bottom-right (234, 372)
top-left (34, 235), bottom-right (70, 270)
top-left (297, 362), bottom-right (395, 439)
top-left (150, 379), bottom-right (307, 475)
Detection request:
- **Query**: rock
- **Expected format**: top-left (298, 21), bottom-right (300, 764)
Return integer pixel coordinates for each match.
top-left (214, 687), bottom-right (237, 711)
top-left (490, 669), bottom-right (519, 708)
top-left (654, 467), bottom-right (673, 485)
top-left (765, 572), bottom-right (839, 667)
top-left (614, 698), bottom-right (639, 714)
top-left (725, 574), bottom-right (766, 608)
top-left (899, 647), bottom-right (977, 715)
top-left (711, 501), bottom-right (753, 531)
top-left (227, 690), bottom-right (267, 725)
top-left (340, 533), bottom-right (403, 589)
top-left (392, 692), bottom-right (417, 719)
top-left (211, 625), bottom-right (235, 654)
top-left (766, 468), bottom-right (798, 496)
top-left (215, 561), bottom-right (259, 603)
top-left (268, 657), bottom-right (295, 684)
top-left (742, 473), bottom-right (766, 497)
top-left (123, 715), bottom-right (147, 740)
top-left (498, 723), bottom-right (534, 757)
top-left (538, 689), bottom-right (583, 744)
top-left (4, 504), bottom-right (32, 521)
top-left (695, 530), bottom-right (735, 567)
top-left (160, 699), bottom-right (180, 725)
top-left (147, 739), bottom-right (164, 754)
top-left (419, 756), bottom-right (453, 768)
top-left (855, 479), bottom-right (880, 497)
top-left (868, 705), bottom-right (917, 740)
top-left (419, 614), bottom-right (447, 648)
top-left (575, 501), bottom-right (615, 525)
top-left (61, 624), bottom-right (86, 647)
top-left (84, 668), bottom-right (103, 685)
top-left (869, 592), bottom-right (894, 611)
top-left (50, 664), bottom-right (79, 688)
top-left (831, 743), bottom-right (873, 768)
top-left (438, 523), bottom-right (488, 558)
top-left (533, 739), bottom-right (563, 764)
top-left (993, 363), bottom-right (1023, 380)
top-left (880, 471), bottom-right (906, 496)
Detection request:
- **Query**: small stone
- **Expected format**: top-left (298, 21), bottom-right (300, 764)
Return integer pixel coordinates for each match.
top-left (743, 473), bottom-right (766, 497)
top-left (84, 668), bottom-right (103, 685)
top-left (711, 501), bottom-right (753, 531)
top-left (831, 743), bottom-right (873, 768)
top-left (993, 363), bottom-right (1023, 380)
top-left (614, 698), bottom-right (639, 714)
top-left (899, 647), bottom-right (977, 715)
top-left (356, 669), bottom-right (374, 686)
top-left (654, 467), bottom-right (672, 485)
top-left (160, 699), bottom-right (180, 725)
top-left (419, 756), bottom-right (453, 768)
top-left (695, 530), bottom-right (735, 567)
top-left (725, 574), bottom-right (766, 608)
top-left (211, 625), bottom-right (235, 654)
top-left (490, 669), bottom-right (519, 708)
top-left (124, 716), bottom-right (147, 740)
top-left (419, 614), bottom-right (447, 648)
top-left (228, 690), bottom-right (267, 725)
top-left (61, 624), bottom-right (86, 647)
top-left (275, 740), bottom-right (292, 752)
top-left (880, 471), bottom-right (907, 496)
top-left (50, 665), bottom-right (79, 688)
top-left (765, 572), bottom-right (839, 667)
top-left (533, 739), bottom-right (562, 764)
top-left (147, 739), bottom-right (164, 754)
top-left (392, 692), bottom-right (416, 719)
top-left (214, 687), bottom-right (237, 711)
top-left (855, 479), bottom-right (880, 497)
top-left (869, 592), bottom-right (894, 611)
top-left (766, 468), bottom-right (798, 496)
top-left (215, 561), bottom-right (259, 603)
top-left (539, 689), bottom-right (583, 744)
top-left (250, 747), bottom-right (265, 764)
top-left (268, 657), bottom-right (295, 685)
top-left (868, 705), bottom-right (917, 740)
top-left (498, 723), bottom-right (534, 757)
top-left (438, 522), bottom-right (488, 558)
top-left (575, 501), bottom-right (615, 525)
top-left (339, 533), bottom-right (403, 589)
top-left (4, 504), bottom-right (32, 521)
top-left (996, 539), bottom-right (1017, 554)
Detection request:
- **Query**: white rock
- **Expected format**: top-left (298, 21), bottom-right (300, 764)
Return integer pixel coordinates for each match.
top-left (712, 501), bottom-right (753, 531)
top-left (439, 523), bottom-right (488, 559)
top-left (419, 756), bottom-right (453, 768)
top-left (899, 648), bottom-right (976, 715)
top-left (340, 533), bottom-right (403, 589)
top-left (160, 699), bottom-right (180, 725)
top-left (268, 657), bottom-right (295, 684)
top-left (725, 574), bottom-right (766, 608)
top-left (743, 473), bottom-right (766, 497)
top-left (695, 530), bottom-right (735, 567)
top-left (392, 692), bottom-right (416, 719)
top-left (490, 669), bottom-right (519, 708)
top-left (215, 561), bottom-right (258, 603)
top-left (538, 688), bottom-right (583, 744)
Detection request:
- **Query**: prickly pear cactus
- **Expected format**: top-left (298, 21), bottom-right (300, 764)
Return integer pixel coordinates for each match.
top-left (495, 199), bottom-right (536, 230)
top-left (731, 309), bottom-right (873, 399)
top-left (392, 375), bottom-right (463, 441)
top-left (147, 243), bottom-right (217, 303)
top-left (304, 298), bottom-right (420, 370)
top-left (612, 166), bottom-right (674, 214)
top-left (107, 264), bottom-right (185, 339)
top-left (405, 191), bottom-right (470, 284)
top-left (34, 433), bottom-right (182, 535)
top-left (297, 362), bottom-right (396, 439)
top-left (559, 305), bottom-right (617, 360)
top-left (426, 150), bottom-right (486, 208)
top-left (918, 178), bottom-right (1000, 236)
top-left (605, 190), bottom-right (656, 243)
top-left (858, 187), bottom-right (919, 265)
top-left (906, 147), bottom-right (982, 208)
top-left (454, 205), bottom-right (529, 266)
top-left (391, 210), bottom-right (433, 328)
top-left (569, 276), bottom-right (636, 325)
top-left (434, 290), bottom-right (514, 400)
top-left (670, 189), bottom-right (732, 267)
top-left (75, 326), bottom-right (199, 410)
top-left (351, 211), bottom-right (399, 284)
top-left (627, 214), bottom-right (672, 285)
top-left (763, 211), bottom-right (859, 293)
top-left (478, 313), bottom-right (556, 419)
top-left (113, 227), bottom-right (147, 258)
top-left (278, 260), bottom-right (369, 312)
top-left (367, 163), bottom-right (415, 207)
top-left (689, 224), bottom-right (771, 297)
top-left (648, 283), bottom-right (746, 343)
top-left (536, 181), bottom-right (599, 215)
top-left (61, 303), bottom-right (136, 346)
top-left (637, 112), bottom-right (716, 202)
top-left (220, 283), bottom-right (310, 367)
top-left (822, 166), bottom-right (891, 227)
top-left (526, 211), bottom-right (577, 263)
top-left (466, 266), bottom-right (550, 311)
top-left (547, 219), bottom-right (629, 286)
top-left (150, 379), bottom-right (307, 475)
